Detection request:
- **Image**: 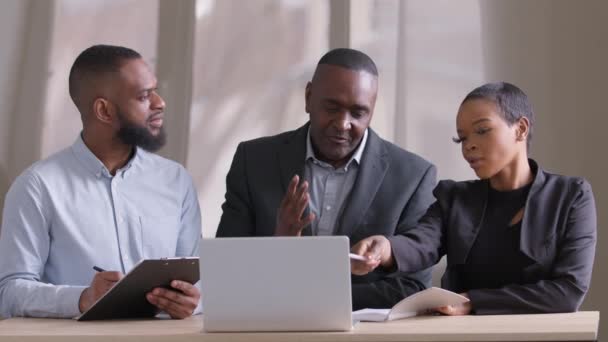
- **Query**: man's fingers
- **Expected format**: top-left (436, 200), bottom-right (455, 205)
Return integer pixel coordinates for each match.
top-left (92, 271), bottom-right (123, 296)
top-left (151, 288), bottom-right (191, 306)
top-left (147, 293), bottom-right (183, 312)
top-left (290, 181), bottom-right (308, 211)
top-left (280, 175), bottom-right (299, 207)
top-left (99, 282), bottom-right (116, 295)
top-left (282, 177), bottom-right (306, 210)
top-left (171, 280), bottom-right (200, 299)
top-left (147, 289), bottom-right (196, 319)
top-left (288, 175), bottom-right (299, 197)
top-left (301, 212), bottom-right (315, 227)
top-left (297, 181), bottom-right (309, 204)
top-left (152, 287), bottom-right (199, 308)
top-left (97, 271), bottom-right (123, 282)
top-left (295, 192), bottom-right (310, 219)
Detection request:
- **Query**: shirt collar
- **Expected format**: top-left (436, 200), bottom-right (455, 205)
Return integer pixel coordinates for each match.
top-left (305, 127), bottom-right (368, 170)
top-left (71, 134), bottom-right (139, 179)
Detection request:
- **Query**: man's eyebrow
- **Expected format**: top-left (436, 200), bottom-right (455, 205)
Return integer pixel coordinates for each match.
top-left (351, 104), bottom-right (370, 112)
top-left (322, 99), bottom-right (369, 112)
top-left (137, 87), bottom-right (157, 94)
top-left (322, 99), bottom-right (342, 106)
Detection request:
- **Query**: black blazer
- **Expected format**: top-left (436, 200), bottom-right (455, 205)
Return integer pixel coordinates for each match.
top-left (217, 123), bottom-right (437, 310)
top-left (388, 159), bottom-right (597, 314)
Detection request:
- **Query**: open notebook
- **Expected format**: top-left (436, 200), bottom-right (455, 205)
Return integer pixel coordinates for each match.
top-left (352, 287), bottom-right (469, 322)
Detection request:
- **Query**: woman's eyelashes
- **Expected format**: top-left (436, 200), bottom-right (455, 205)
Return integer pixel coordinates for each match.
top-left (475, 127), bottom-right (491, 135)
top-left (452, 136), bottom-right (465, 144)
top-left (453, 127), bottom-right (492, 144)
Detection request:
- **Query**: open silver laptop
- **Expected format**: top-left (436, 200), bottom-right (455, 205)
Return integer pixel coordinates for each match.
top-left (199, 236), bottom-right (353, 332)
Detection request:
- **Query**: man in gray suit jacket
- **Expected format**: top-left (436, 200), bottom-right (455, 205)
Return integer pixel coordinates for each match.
top-left (216, 48), bottom-right (436, 310)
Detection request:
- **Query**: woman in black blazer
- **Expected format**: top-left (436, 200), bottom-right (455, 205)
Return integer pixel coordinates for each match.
top-left (351, 82), bottom-right (597, 315)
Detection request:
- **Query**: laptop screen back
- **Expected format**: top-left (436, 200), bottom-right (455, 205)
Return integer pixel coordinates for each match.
top-left (200, 236), bottom-right (353, 332)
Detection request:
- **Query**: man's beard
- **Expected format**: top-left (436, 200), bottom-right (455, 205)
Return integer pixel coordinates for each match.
top-left (116, 109), bottom-right (167, 152)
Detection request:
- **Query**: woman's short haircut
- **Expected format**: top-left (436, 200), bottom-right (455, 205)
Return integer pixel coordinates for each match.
top-left (462, 82), bottom-right (535, 149)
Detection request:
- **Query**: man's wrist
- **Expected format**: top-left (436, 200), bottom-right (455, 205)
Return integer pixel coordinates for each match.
top-left (274, 225), bottom-right (301, 236)
top-left (274, 225), bottom-right (286, 236)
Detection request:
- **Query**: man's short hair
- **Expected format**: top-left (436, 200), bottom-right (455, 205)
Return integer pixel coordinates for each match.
top-left (68, 44), bottom-right (142, 107)
top-left (316, 48), bottom-right (378, 77)
top-left (462, 82), bottom-right (535, 149)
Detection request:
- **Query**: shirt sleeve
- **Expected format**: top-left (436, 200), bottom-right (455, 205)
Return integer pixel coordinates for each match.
top-left (0, 171), bottom-right (86, 318)
top-left (175, 169), bottom-right (202, 257)
top-left (175, 168), bottom-right (203, 315)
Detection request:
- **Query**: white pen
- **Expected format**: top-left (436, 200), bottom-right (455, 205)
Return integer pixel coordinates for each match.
top-left (349, 253), bottom-right (367, 261)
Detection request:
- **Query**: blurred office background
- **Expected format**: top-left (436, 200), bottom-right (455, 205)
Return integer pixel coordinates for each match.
top-left (0, 0), bottom-right (606, 334)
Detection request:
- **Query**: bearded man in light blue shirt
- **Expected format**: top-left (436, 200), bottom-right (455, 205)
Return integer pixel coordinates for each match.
top-left (0, 45), bottom-right (201, 319)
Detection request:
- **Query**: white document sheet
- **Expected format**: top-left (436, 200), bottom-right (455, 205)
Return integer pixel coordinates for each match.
top-left (352, 287), bottom-right (469, 322)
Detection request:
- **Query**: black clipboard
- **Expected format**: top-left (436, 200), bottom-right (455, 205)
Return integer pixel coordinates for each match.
top-left (77, 257), bottom-right (199, 321)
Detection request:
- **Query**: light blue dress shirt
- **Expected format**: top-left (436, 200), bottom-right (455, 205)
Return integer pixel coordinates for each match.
top-left (0, 136), bottom-right (202, 318)
top-left (304, 129), bottom-right (368, 236)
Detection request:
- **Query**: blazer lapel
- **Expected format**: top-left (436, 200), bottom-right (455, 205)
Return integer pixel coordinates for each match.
top-left (450, 180), bottom-right (488, 265)
top-left (336, 129), bottom-right (389, 237)
top-left (278, 123), bottom-right (308, 190)
top-left (519, 159), bottom-right (548, 263)
top-left (277, 123), bottom-right (311, 235)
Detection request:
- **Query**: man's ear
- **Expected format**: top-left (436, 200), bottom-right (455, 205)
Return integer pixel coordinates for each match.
top-left (92, 98), bottom-right (114, 125)
top-left (516, 116), bottom-right (530, 142)
top-left (304, 82), bottom-right (312, 114)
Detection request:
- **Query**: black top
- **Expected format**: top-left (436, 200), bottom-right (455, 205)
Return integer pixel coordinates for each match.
top-left (456, 182), bottom-right (534, 292)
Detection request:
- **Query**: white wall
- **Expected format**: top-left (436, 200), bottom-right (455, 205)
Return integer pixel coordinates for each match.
top-left (0, 0), bottom-right (29, 215)
top-left (399, 0), bottom-right (482, 182)
top-left (41, 0), bottom-right (159, 159)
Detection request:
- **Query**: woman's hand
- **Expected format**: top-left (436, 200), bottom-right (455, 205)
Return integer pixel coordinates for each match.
top-left (350, 235), bottom-right (394, 275)
top-left (435, 293), bottom-right (472, 315)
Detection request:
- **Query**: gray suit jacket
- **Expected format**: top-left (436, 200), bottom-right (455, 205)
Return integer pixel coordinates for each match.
top-left (217, 123), bottom-right (437, 310)
top-left (388, 159), bottom-right (597, 314)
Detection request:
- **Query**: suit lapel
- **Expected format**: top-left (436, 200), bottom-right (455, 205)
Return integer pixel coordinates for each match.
top-left (278, 124), bottom-right (308, 191)
top-left (336, 129), bottom-right (389, 237)
top-left (277, 123), bottom-right (311, 235)
top-left (519, 159), bottom-right (547, 263)
top-left (451, 180), bottom-right (488, 264)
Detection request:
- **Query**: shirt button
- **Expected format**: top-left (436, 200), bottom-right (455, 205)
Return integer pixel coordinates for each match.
top-left (326, 205), bottom-right (332, 211)
top-left (118, 217), bottom-right (124, 223)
